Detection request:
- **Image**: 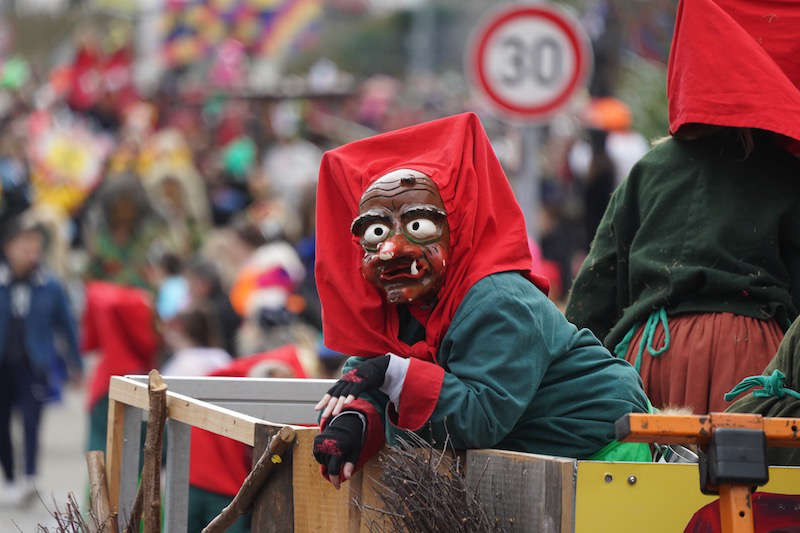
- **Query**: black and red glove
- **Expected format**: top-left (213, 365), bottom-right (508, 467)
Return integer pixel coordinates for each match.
top-left (326, 355), bottom-right (391, 399)
top-left (313, 413), bottom-right (364, 479)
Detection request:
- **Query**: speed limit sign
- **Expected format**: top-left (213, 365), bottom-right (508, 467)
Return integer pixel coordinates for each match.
top-left (468, 3), bottom-right (592, 121)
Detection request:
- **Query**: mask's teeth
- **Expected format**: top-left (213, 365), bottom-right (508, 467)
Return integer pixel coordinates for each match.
top-left (410, 259), bottom-right (419, 275)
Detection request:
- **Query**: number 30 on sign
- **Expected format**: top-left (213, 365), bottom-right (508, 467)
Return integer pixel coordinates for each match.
top-left (469, 4), bottom-right (592, 121)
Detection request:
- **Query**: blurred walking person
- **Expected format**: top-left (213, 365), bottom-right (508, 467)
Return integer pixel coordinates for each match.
top-left (0, 218), bottom-right (83, 506)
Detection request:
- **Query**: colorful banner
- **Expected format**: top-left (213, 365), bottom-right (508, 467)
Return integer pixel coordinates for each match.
top-left (162, 0), bottom-right (322, 66)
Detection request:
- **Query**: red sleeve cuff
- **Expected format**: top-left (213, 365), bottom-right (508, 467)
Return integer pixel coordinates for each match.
top-left (388, 358), bottom-right (444, 431)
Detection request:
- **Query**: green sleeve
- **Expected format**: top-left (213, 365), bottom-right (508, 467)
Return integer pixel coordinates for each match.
top-left (430, 277), bottom-right (561, 449)
top-left (727, 317), bottom-right (800, 465)
top-left (565, 181), bottom-right (627, 343)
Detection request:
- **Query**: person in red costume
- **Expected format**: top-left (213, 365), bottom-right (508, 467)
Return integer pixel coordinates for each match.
top-left (566, 0), bottom-right (800, 414)
top-left (82, 281), bottom-right (159, 452)
top-left (186, 346), bottom-right (306, 533)
top-left (312, 113), bottom-right (651, 487)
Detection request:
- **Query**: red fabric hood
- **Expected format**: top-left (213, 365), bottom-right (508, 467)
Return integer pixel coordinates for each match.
top-left (668, 0), bottom-right (800, 141)
top-left (209, 344), bottom-right (307, 378)
top-left (315, 112), bottom-right (549, 362)
top-left (188, 346), bottom-right (308, 496)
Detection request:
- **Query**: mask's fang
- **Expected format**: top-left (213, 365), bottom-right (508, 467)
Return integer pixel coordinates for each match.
top-left (410, 259), bottom-right (419, 275)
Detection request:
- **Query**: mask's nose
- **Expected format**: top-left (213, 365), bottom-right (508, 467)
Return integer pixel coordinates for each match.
top-left (377, 240), bottom-right (396, 260)
top-left (376, 233), bottom-right (415, 260)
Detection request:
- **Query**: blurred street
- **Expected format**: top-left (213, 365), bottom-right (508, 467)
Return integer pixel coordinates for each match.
top-left (0, 385), bottom-right (86, 532)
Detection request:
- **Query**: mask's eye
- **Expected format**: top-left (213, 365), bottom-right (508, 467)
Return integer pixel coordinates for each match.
top-left (363, 223), bottom-right (391, 245)
top-left (405, 218), bottom-right (438, 240)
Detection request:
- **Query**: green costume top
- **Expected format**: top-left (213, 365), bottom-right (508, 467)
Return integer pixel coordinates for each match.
top-left (565, 132), bottom-right (800, 351)
top-left (726, 316), bottom-right (800, 466)
top-left (345, 272), bottom-right (650, 460)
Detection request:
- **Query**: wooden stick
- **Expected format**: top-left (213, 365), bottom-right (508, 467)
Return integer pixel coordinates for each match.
top-left (202, 426), bottom-right (297, 533)
top-left (139, 370), bottom-right (168, 533)
top-left (86, 451), bottom-right (119, 533)
top-left (124, 488), bottom-right (143, 533)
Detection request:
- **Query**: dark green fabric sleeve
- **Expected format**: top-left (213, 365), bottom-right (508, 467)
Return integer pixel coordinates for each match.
top-left (430, 276), bottom-right (551, 449)
top-left (727, 317), bottom-right (800, 465)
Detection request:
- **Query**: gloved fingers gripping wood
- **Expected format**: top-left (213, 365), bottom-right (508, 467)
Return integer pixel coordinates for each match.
top-left (312, 412), bottom-right (365, 489)
top-left (314, 354), bottom-right (409, 419)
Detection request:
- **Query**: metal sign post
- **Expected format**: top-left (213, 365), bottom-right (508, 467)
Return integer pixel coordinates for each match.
top-left (467, 3), bottom-right (592, 239)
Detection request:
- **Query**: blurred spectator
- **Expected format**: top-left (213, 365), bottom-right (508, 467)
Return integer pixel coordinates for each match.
top-left (83, 175), bottom-right (164, 289)
top-left (0, 135), bottom-right (31, 242)
top-left (150, 252), bottom-right (189, 321)
top-left (161, 306), bottom-right (232, 377)
top-left (185, 259), bottom-right (241, 358)
top-left (262, 101), bottom-right (322, 212)
top-left (582, 129), bottom-right (616, 247)
top-left (244, 167), bottom-right (302, 244)
top-left (581, 97), bottom-right (649, 187)
top-left (0, 217), bottom-right (82, 506)
top-left (82, 281), bottom-right (158, 452)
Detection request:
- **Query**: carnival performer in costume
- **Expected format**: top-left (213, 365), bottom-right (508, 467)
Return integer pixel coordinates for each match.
top-left (565, 0), bottom-right (800, 414)
top-left (311, 113), bottom-right (650, 487)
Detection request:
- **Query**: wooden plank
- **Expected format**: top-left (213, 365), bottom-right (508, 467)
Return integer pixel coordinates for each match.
top-left (251, 424), bottom-right (294, 533)
top-left (761, 416), bottom-right (800, 447)
top-left (466, 449), bottom-right (576, 533)
top-left (164, 420), bottom-right (191, 533)
top-left (617, 413), bottom-right (800, 447)
top-left (358, 450), bottom-right (393, 533)
top-left (208, 402), bottom-right (322, 426)
top-left (118, 405), bottom-right (142, 523)
top-left (105, 397), bottom-right (126, 519)
top-left (292, 428), bottom-right (361, 533)
top-left (126, 376), bottom-right (334, 403)
top-left (109, 376), bottom-right (283, 446)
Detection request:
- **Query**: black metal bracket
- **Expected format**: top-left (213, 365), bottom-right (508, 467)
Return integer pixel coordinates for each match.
top-left (698, 427), bottom-right (769, 495)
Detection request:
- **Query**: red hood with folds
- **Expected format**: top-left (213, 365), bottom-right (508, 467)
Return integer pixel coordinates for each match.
top-left (315, 112), bottom-right (548, 362)
top-left (668, 0), bottom-right (800, 141)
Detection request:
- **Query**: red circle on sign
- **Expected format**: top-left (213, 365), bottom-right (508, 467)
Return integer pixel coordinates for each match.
top-left (471, 5), bottom-right (590, 119)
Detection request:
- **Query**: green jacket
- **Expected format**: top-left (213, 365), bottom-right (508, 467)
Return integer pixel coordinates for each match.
top-left (566, 133), bottom-right (800, 350)
top-left (344, 271), bottom-right (650, 460)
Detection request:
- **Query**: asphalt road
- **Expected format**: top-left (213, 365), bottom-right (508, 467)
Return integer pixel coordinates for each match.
top-left (0, 385), bottom-right (88, 532)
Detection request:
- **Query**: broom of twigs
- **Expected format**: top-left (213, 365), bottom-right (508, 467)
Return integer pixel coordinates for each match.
top-left (356, 432), bottom-right (504, 533)
top-left (33, 492), bottom-right (107, 533)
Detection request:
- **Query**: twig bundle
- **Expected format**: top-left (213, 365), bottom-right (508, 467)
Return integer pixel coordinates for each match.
top-left (34, 492), bottom-right (106, 533)
top-left (358, 433), bottom-right (503, 533)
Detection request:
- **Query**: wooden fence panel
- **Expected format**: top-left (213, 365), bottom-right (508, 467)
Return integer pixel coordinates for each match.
top-left (466, 449), bottom-right (576, 533)
top-left (164, 420), bottom-right (191, 533)
top-left (251, 424), bottom-right (295, 533)
top-left (292, 428), bottom-right (361, 533)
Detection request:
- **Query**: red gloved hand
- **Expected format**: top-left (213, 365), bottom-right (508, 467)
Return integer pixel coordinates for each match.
top-left (313, 413), bottom-right (364, 488)
top-left (316, 355), bottom-right (391, 419)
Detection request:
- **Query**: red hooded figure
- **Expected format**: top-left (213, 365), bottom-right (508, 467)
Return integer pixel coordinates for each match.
top-left (668, 0), bottom-right (800, 144)
top-left (566, 0), bottom-right (800, 415)
top-left (313, 113), bottom-right (650, 485)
